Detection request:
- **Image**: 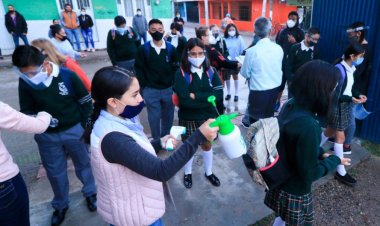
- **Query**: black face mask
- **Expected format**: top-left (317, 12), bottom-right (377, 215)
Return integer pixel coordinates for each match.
top-left (150, 31), bottom-right (164, 41)
top-left (308, 40), bottom-right (315, 47)
top-left (8, 10), bottom-right (15, 13)
top-left (59, 35), bottom-right (67, 41)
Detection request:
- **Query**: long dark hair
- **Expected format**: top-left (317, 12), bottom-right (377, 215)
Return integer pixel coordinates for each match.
top-left (289, 60), bottom-right (340, 116)
top-left (50, 24), bottom-right (63, 38)
top-left (82, 66), bottom-right (135, 144)
top-left (181, 38), bottom-right (211, 74)
top-left (195, 26), bottom-right (209, 39)
top-left (334, 42), bottom-right (365, 64)
top-left (224, 23), bottom-right (240, 38)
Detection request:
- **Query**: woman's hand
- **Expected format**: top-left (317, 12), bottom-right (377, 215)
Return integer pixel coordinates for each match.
top-left (190, 93), bottom-right (195, 100)
top-left (199, 119), bottom-right (219, 141)
top-left (359, 95), bottom-right (367, 103)
top-left (160, 135), bottom-right (179, 149)
top-left (340, 157), bottom-right (351, 166)
top-left (352, 97), bottom-right (361, 104)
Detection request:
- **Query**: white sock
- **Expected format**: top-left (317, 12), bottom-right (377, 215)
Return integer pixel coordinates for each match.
top-left (202, 148), bottom-right (213, 176)
top-left (273, 216), bottom-right (285, 226)
top-left (226, 80), bottom-right (231, 95)
top-left (320, 131), bottom-right (329, 147)
top-left (184, 156), bottom-right (194, 175)
top-left (334, 143), bottom-right (346, 176)
top-left (234, 79), bottom-right (239, 96)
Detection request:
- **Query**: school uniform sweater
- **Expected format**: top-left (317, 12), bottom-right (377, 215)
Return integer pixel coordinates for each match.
top-left (285, 41), bottom-right (320, 81)
top-left (173, 67), bottom-right (223, 121)
top-left (279, 101), bottom-right (341, 196)
top-left (166, 35), bottom-right (187, 62)
top-left (18, 68), bottom-right (92, 133)
top-left (135, 41), bottom-right (179, 89)
top-left (107, 28), bottom-right (140, 66)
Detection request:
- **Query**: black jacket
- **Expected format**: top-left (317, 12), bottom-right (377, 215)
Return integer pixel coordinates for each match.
top-left (276, 26), bottom-right (304, 58)
top-left (5, 11), bottom-right (28, 34)
top-left (78, 14), bottom-right (94, 29)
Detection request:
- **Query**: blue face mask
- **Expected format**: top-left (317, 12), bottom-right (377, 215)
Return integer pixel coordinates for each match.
top-left (14, 66), bottom-right (49, 90)
top-left (353, 103), bottom-right (371, 120)
top-left (352, 57), bottom-right (364, 66)
top-left (118, 101), bottom-right (145, 119)
top-left (116, 27), bottom-right (126, 35)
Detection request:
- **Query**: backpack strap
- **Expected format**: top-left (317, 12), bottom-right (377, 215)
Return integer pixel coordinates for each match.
top-left (335, 63), bottom-right (348, 97)
top-left (180, 67), bottom-right (192, 84)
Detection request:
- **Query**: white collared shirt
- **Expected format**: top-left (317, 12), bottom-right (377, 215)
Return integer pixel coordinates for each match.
top-left (190, 66), bottom-right (203, 79)
top-left (240, 38), bottom-right (284, 91)
top-left (170, 35), bottom-right (179, 48)
top-left (43, 62), bottom-right (60, 87)
top-left (300, 40), bottom-right (314, 51)
top-left (150, 40), bottom-right (166, 55)
top-left (340, 60), bottom-right (356, 96)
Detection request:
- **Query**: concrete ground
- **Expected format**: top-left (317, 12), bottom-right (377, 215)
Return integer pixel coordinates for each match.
top-left (0, 24), bottom-right (370, 226)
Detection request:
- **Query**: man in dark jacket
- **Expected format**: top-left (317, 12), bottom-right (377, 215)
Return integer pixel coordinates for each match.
top-left (132, 9), bottom-right (148, 43)
top-left (5, 4), bottom-right (29, 47)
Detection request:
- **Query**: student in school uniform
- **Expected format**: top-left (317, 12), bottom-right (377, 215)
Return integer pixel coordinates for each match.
top-left (173, 38), bottom-right (223, 189)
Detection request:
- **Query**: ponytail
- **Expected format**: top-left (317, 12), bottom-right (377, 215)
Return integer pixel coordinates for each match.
top-left (81, 102), bottom-right (101, 144)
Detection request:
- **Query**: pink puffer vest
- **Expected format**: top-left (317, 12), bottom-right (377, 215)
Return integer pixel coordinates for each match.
top-left (91, 127), bottom-right (165, 226)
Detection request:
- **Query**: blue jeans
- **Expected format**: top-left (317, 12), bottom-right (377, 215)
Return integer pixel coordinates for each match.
top-left (34, 123), bottom-right (96, 210)
top-left (143, 87), bottom-right (174, 139)
top-left (81, 28), bottom-right (95, 49)
top-left (0, 173), bottom-right (29, 226)
top-left (344, 103), bottom-right (356, 145)
top-left (139, 32), bottom-right (147, 43)
top-left (65, 28), bottom-right (81, 50)
top-left (12, 33), bottom-right (29, 47)
top-left (110, 218), bottom-right (164, 226)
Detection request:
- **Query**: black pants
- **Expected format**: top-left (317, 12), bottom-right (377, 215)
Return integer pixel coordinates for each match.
top-left (0, 173), bottom-right (30, 226)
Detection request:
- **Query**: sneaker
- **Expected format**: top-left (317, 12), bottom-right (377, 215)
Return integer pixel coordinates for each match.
top-left (334, 172), bottom-right (357, 187)
top-left (225, 94), bottom-right (231, 101)
top-left (343, 145), bottom-right (352, 154)
top-left (329, 145), bottom-right (352, 155)
top-left (91, 48), bottom-right (95, 52)
top-left (241, 120), bottom-right (250, 129)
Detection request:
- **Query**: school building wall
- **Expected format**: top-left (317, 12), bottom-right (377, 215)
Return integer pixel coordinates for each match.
top-left (198, 0), bottom-right (297, 32)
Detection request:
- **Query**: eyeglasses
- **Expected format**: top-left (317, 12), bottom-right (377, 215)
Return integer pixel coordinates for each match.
top-left (188, 51), bottom-right (206, 58)
top-left (18, 65), bottom-right (43, 78)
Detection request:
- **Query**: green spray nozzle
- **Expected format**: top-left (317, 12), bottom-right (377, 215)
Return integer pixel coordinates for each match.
top-left (207, 96), bottom-right (216, 107)
top-left (209, 113), bottom-right (238, 135)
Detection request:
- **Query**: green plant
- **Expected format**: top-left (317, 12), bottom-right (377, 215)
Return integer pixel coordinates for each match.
top-left (362, 140), bottom-right (380, 157)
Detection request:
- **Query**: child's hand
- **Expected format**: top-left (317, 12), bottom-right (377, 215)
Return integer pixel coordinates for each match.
top-left (340, 157), bottom-right (351, 166)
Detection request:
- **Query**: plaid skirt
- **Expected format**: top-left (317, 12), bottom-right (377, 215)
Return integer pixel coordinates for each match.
top-left (328, 102), bottom-right (353, 131)
top-left (222, 68), bottom-right (240, 80)
top-left (178, 119), bottom-right (206, 141)
top-left (264, 189), bottom-right (314, 226)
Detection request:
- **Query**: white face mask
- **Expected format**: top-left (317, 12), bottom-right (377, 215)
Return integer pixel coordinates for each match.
top-left (208, 34), bottom-right (217, 45)
top-left (29, 68), bottom-right (49, 85)
top-left (188, 56), bottom-right (205, 68)
top-left (137, 11), bottom-right (141, 15)
top-left (287, 19), bottom-right (296, 28)
top-left (228, 30), bottom-right (236, 37)
top-left (81, 12), bottom-right (85, 16)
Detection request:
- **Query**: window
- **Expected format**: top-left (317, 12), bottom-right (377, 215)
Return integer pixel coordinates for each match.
top-left (59, 0), bottom-right (73, 9)
top-left (77, 0), bottom-right (90, 9)
top-left (230, 1), bottom-right (251, 21)
top-left (238, 2), bottom-right (251, 21)
top-left (124, 0), bottom-right (134, 17)
top-left (136, 0), bottom-right (145, 14)
top-left (211, 2), bottom-right (222, 19)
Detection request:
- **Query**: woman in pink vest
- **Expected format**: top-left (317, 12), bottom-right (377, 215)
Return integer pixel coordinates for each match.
top-left (82, 66), bottom-right (219, 226)
top-left (0, 101), bottom-right (51, 226)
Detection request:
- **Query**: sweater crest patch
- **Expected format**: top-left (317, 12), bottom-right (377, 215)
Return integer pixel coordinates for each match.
top-left (58, 82), bottom-right (69, 96)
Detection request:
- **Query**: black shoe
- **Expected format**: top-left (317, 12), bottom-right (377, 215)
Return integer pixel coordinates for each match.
top-left (86, 194), bottom-right (97, 212)
top-left (0, 56), bottom-right (3, 60)
top-left (205, 173), bottom-right (220, 187)
top-left (234, 96), bottom-right (239, 102)
top-left (335, 172), bottom-right (357, 187)
top-left (225, 94), bottom-right (231, 101)
top-left (184, 174), bottom-right (192, 189)
top-left (51, 207), bottom-right (68, 226)
top-left (241, 120), bottom-right (250, 129)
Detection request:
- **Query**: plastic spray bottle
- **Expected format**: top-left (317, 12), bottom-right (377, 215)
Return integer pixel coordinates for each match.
top-left (208, 96), bottom-right (247, 159)
top-left (165, 126), bottom-right (186, 151)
